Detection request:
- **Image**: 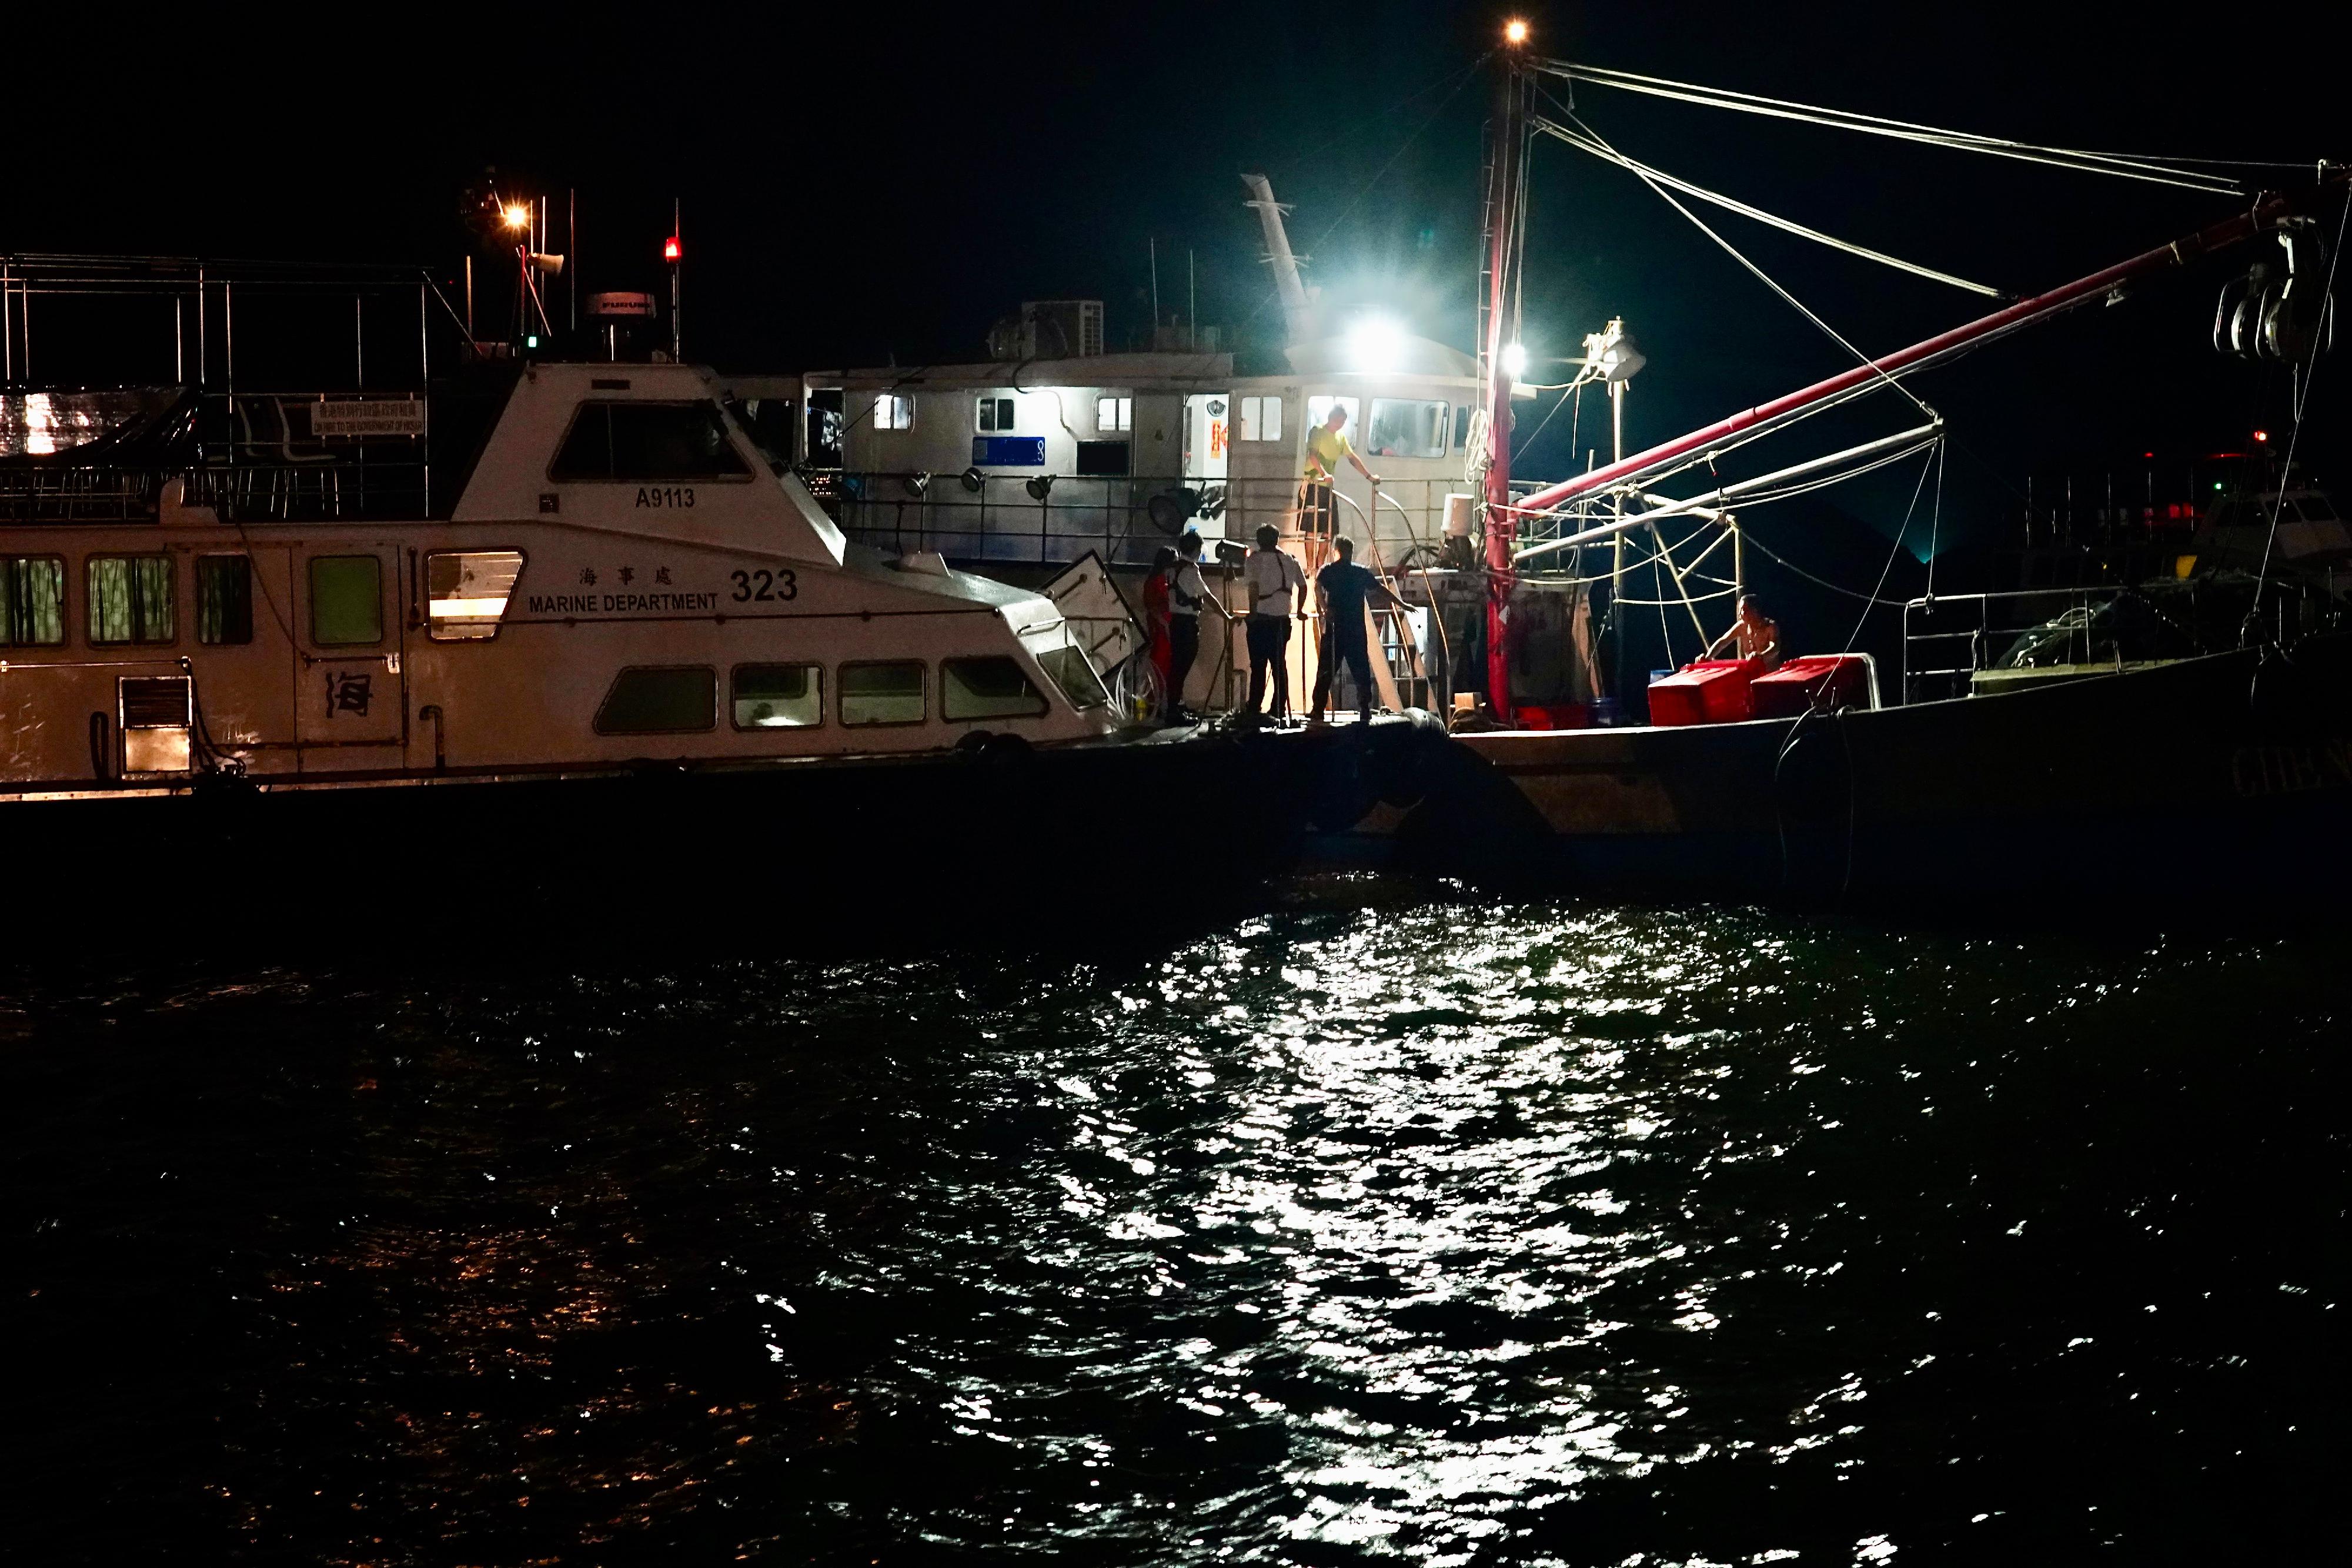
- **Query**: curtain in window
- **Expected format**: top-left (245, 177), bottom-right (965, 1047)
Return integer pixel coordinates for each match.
top-left (198, 557), bottom-right (253, 645)
top-left (89, 557), bottom-right (173, 644)
top-left (1, 558), bottom-right (65, 646)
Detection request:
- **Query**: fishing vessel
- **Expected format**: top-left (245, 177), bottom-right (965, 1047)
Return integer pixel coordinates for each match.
top-left (0, 256), bottom-right (1439, 917)
top-left (1369, 34), bottom-right (2352, 911)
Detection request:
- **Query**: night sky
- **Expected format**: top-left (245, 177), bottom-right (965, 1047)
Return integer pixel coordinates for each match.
top-left (12, 3), bottom-right (2349, 543)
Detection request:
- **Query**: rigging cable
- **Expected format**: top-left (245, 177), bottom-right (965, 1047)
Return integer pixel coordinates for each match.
top-left (1544, 100), bottom-right (1938, 424)
top-left (1925, 437), bottom-right (1946, 600)
top-left (1532, 116), bottom-right (2001, 295)
top-left (1840, 440), bottom-right (1940, 655)
top-left (1538, 59), bottom-right (2244, 195)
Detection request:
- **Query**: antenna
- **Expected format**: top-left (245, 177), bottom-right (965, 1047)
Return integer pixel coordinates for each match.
top-left (1150, 238), bottom-right (1159, 335)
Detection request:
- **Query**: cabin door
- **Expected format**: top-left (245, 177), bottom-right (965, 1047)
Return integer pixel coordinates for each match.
top-left (293, 543), bottom-right (405, 756)
top-left (1183, 393), bottom-right (1231, 484)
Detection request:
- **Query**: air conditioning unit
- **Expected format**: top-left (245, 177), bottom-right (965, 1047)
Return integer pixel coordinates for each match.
top-left (1021, 300), bottom-right (1103, 360)
top-left (119, 674), bottom-right (193, 773)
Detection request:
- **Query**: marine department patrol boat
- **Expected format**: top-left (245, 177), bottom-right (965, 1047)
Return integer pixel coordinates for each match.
top-left (0, 256), bottom-right (1434, 917)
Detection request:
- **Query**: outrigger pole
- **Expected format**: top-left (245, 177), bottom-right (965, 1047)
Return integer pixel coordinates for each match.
top-left (1509, 173), bottom-right (2351, 524)
top-left (1480, 26), bottom-right (1534, 721)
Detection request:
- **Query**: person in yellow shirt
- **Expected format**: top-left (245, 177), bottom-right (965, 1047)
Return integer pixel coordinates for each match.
top-left (1301, 402), bottom-right (1378, 536)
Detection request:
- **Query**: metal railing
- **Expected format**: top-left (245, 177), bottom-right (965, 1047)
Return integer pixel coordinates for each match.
top-left (1902, 587), bottom-right (2129, 703)
top-left (820, 470), bottom-right (1466, 569)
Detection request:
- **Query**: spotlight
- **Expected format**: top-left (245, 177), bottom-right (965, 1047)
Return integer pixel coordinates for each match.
top-left (1346, 316), bottom-right (1408, 373)
top-left (1025, 474), bottom-right (1055, 502)
top-left (960, 466), bottom-right (985, 493)
top-left (902, 471), bottom-right (931, 498)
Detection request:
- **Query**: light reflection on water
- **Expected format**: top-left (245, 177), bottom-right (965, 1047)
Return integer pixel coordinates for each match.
top-left (4, 900), bottom-right (2339, 1563)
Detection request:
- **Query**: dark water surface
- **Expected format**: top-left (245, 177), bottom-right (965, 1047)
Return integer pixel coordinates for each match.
top-left (5, 895), bottom-right (2341, 1564)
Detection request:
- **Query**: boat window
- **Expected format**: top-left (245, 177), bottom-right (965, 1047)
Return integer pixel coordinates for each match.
top-left (87, 555), bottom-right (175, 646)
top-left (732, 663), bottom-right (824, 728)
top-left (874, 393), bottom-right (914, 431)
top-left (1095, 396), bottom-right (1132, 433)
top-left (309, 556), bottom-right (383, 646)
top-left (594, 666), bottom-right (716, 734)
top-left (942, 657), bottom-right (1049, 721)
top-left (426, 550), bottom-right (525, 641)
top-left (196, 556), bottom-right (253, 646)
top-left (976, 396), bottom-right (1017, 434)
top-left (0, 557), bottom-right (66, 647)
top-left (1075, 440), bottom-right (1129, 477)
top-left (1305, 395), bottom-right (1361, 434)
top-left (1238, 396), bottom-right (1283, 443)
top-left (1024, 630), bottom-right (1110, 711)
top-left (1454, 405), bottom-right (1472, 450)
top-left (1367, 398), bottom-right (1450, 460)
top-left (549, 402), bottom-right (752, 483)
top-left (839, 661), bottom-right (926, 726)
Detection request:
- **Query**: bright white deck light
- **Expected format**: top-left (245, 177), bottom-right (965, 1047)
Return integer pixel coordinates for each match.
top-left (1501, 342), bottom-right (1529, 378)
top-left (1348, 316), bottom-right (1407, 373)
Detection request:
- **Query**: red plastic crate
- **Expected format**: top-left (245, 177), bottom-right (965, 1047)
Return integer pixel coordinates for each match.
top-left (1751, 654), bottom-right (1873, 719)
top-left (1647, 658), bottom-right (1762, 726)
top-left (1514, 703), bottom-right (1591, 731)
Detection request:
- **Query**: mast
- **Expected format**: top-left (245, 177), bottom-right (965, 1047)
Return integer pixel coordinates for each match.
top-left (1241, 175), bottom-right (1317, 347)
top-left (1481, 22), bottom-right (1532, 721)
top-left (1512, 175), bottom-right (2350, 520)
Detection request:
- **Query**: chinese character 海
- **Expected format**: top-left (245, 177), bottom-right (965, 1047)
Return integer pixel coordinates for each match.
top-left (325, 670), bottom-right (373, 718)
top-left (580, 567), bottom-right (599, 587)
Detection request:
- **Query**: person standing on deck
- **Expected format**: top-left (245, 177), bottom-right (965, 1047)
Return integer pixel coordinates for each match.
top-left (1166, 531), bottom-right (1227, 722)
top-left (1309, 537), bottom-right (1402, 724)
top-left (1302, 402), bottom-right (1378, 537)
top-left (1705, 594), bottom-right (1783, 671)
top-left (1243, 524), bottom-right (1309, 722)
top-left (1141, 546), bottom-right (1176, 709)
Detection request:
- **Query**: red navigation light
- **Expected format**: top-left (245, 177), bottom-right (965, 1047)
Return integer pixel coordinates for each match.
top-left (2252, 429), bottom-right (2269, 442)
top-left (2142, 451), bottom-right (2155, 459)
top-left (663, 236), bottom-right (681, 262)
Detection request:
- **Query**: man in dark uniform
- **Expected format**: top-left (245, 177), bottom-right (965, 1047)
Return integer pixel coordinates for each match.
top-left (1309, 537), bottom-right (1402, 724)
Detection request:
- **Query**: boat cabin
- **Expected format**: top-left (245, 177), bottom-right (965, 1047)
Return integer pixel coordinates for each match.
top-left (758, 306), bottom-right (1484, 575)
top-left (0, 260), bottom-right (1117, 792)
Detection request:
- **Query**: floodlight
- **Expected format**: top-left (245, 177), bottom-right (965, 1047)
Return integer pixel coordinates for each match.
top-left (1504, 19), bottom-right (1529, 45)
top-left (1347, 316), bottom-right (1408, 373)
top-left (502, 203), bottom-right (529, 231)
top-left (1501, 342), bottom-right (1528, 378)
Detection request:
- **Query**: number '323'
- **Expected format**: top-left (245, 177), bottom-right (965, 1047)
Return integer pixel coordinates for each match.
top-left (729, 568), bottom-right (797, 603)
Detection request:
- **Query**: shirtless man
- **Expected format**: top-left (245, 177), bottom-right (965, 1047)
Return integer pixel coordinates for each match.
top-left (1706, 594), bottom-right (1782, 671)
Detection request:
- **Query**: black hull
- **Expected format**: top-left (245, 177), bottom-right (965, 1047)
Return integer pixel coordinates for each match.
top-left (1407, 634), bottom-right (2352, 917)
top-left (7, 719), bottom-right (1454, 944)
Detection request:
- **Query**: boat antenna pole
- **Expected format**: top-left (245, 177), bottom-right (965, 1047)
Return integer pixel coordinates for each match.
top-left (1482, 20), bottom-right (1532, 724)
